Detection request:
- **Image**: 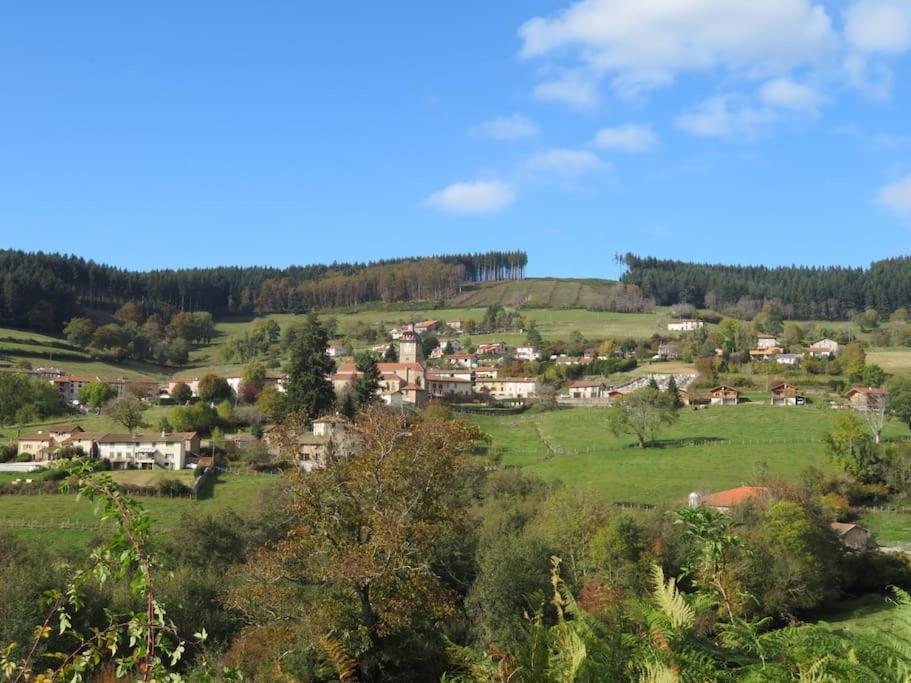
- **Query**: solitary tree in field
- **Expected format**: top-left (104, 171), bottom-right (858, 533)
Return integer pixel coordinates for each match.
top-left (607, 386), bottom-right (679, 448)
top-left (106, 395), bottom-right (147, 435)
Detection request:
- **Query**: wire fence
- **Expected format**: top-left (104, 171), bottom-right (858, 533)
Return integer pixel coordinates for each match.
top-left (0, 517), bottom-right (103, 531)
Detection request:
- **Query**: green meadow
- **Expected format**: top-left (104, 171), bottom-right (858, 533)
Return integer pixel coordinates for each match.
top-left (468, 404), bottom-right (910, 507)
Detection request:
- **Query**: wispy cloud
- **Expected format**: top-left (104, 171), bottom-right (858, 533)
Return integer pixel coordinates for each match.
top-left (424, 180), bottom-right (517, 214)
top-left (878, 173), bottom-right (911, 217)
top-left (675, 96), bottom-right (776, 139)
top-left (533, 71), bottom-right (598, 107)
top-left (472, 114), bottom-right (539, 140)
top-left (524, 147), bottom-right (605, 176)
top-left (592, 124), bottom-right (658, 152)
top-left (759, 77), bottom-right (823, 112)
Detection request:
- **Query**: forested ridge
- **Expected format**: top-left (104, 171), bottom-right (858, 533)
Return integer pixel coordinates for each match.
top-left (622, 253), bottom-right (911, 319)
top-left (0, 249), bottom-right (527, 331)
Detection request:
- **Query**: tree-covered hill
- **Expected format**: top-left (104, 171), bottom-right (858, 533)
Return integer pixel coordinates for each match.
top-left (0, 249), bottom-right (527, 331)
top-left (621, 253), bottom-right (911, 319)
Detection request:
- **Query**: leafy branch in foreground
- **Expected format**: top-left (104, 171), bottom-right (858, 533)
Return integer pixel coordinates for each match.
top-left (0, 459), bottom-right (234, 682)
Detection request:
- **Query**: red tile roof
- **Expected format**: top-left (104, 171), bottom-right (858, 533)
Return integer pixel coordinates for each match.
top-left (700, 486), bottom-right (768, 508)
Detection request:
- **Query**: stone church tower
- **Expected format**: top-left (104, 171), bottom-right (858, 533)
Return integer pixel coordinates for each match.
top-left (398, 327), bottom-right (422, 364)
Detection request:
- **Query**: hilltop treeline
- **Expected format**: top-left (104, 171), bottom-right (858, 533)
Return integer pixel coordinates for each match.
top-left (0, 249), bottom-right (526, 331)
top-left (622, 254), bottom-right (911, 319)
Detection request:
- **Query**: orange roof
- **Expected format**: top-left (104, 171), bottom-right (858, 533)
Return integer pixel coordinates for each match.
top-left (700, 486), bottom-right (768, 508)
top-left (848, 387), bottom-right (887, 396)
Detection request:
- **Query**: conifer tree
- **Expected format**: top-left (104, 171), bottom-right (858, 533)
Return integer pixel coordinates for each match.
top-left (284, 312), bottom-right (336, 420)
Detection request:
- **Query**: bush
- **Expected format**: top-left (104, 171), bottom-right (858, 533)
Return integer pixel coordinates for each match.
top-left (159, 478), bottom-right (191, 497)
top-left (0, 445), bottom-right (17, 463)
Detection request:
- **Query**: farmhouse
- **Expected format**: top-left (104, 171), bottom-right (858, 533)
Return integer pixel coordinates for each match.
top-left (756, 335), bottom-right (779, 349)
top-left (692, 486), bottom-right (769, 513)
top-left (830, 522), bottom-right (871, 550)
top-left (16, 433), bottom-right (59, 460)
top-left (808, 338), bottom-right (844, 357)
top-left (847, 387), bottom-right (887, 411)
top-left (770, 382), bottom-right (806, 406)
top-left (708, 385), bottom-right (740, 406)
top-left (475, 377), bottom-right (541, 399)
top-left (51, 375), bottom-right (158, 404)
top-left (446, 320), bottom-right (463, 333)
top-left (565, 380), bottom-right (608, 399)
top-left (667, 319), bottom-right (703, 332)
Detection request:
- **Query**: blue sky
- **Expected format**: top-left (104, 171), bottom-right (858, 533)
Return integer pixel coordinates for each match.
top-left (2, 1), bottom-right (911, 279)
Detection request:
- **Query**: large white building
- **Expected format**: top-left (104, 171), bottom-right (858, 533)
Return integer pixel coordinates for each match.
top-left (667, 319), bottom-right (704, 332)
top-left (97, 432), bottom-right (193, 470)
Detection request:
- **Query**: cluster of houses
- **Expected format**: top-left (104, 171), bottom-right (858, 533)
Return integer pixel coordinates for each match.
top-left (330, 327), bottom-right (543, 408)
top-left (747, 336), bottom-right (844, 367)
top-left (16, 425), bottom-right (199, 470)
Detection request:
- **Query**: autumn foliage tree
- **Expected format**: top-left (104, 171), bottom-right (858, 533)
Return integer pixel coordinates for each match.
top-left (226, 405), bottom-right (486, 682)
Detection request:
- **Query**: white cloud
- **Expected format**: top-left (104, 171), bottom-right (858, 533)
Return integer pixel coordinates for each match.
top-left (845, 0), bottom-right (911, 53)
top-left (675, 96), bottom-right (776, 139)
top-left (533, 72), bottom-right (599, 107)
top-left (524, 147), bottom-right (605, 176)
top-left (592, 123), bottom-right (658, 152)
top-left (878, 174), bottom-right (911, 216)
top-left (424, 180), bottom-right (517, 214)
top-left (760, 77), bottom-right (823, 111)
top-left (519, 0), bottom-right (837, 96)
top-left (472, 114), bottom-right (539, 140)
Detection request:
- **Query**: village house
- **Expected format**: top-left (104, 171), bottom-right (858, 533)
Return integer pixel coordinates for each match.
top-left (389, 326), bottom-right (405, 340)
top-left (775, 353), bottom-right (802, 367)
top-left (414, 320), bottom-right (438, 334)
top-left (448, 353), bottom-right (478, 369)
top-left (808, 338), bottom-right (844, 357)
top-left (475, 377), bottom-right (541, 399)
top-left (426, 374), bottom-right (473, 399)
top-left (446, 320), bottom-right (463, 333)
top-left (830, 522), bottom-right (871, 550)
top-left (429, 346), bottom-right (446, 360)
top-left (668, 319), bottom-right (703, 332)
top-left (691, 486), bottom-right (769, 513)
top-left (96, 432), bottom-right (191, 470)
top-left (748, 346), bottom-right (784, 360)
top-left (708, 385), bottom-right (740, 406)
top-left (756, 335), bottom-right (780, 349)
top-left (847, 386), bottom-right (888, 411)
top-left (514, 345), bottom-right (541, 361)
top-left (474, 365), bottom-right (499, 379)
top-left (16, 425), bottom-right (87, 460)
top-left (565, 379), bottom-right (608, 399)
top-left (657, 342), bottom-right (681, 360)
top-left (476, 342), bottom-right (507, 356)
top-left (263, 416), bottom-right (359, 471)
top-left (770, 382), bottom-right (806, 406)
top-left (428, 368), bottom-right (473, 382)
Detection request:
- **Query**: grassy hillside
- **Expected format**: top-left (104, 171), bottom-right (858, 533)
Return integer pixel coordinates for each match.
top-left (467, 404), bottom-right (910, 506)
top-left (448, 277), bottom-right (623, 308)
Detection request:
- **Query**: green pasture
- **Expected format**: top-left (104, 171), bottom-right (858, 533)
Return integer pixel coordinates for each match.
top-left (0, 471), bottom-right (277, 548)
top-left (468, 404), bottom-right (910, 506)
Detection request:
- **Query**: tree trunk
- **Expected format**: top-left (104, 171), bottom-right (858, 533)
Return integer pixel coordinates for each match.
top-left (357, 584), bottom-right (380, 683)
